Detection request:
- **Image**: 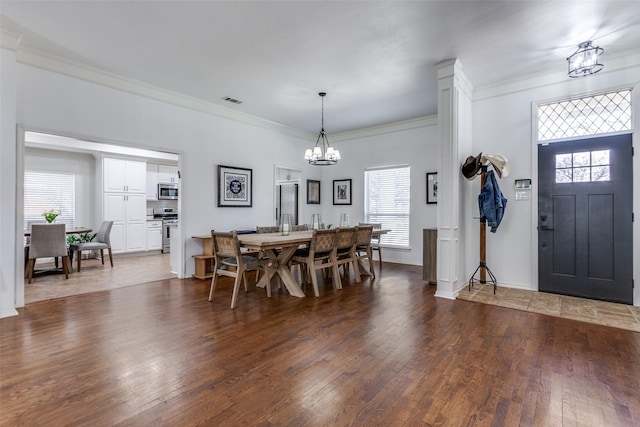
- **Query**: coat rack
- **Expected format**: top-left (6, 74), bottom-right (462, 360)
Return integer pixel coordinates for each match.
top-left (468, 164), bottom-right (497, 293)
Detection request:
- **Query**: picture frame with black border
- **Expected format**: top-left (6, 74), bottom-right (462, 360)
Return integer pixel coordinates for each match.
top-left (426, 172), bottom-right (438, 204)
top-left (217, 165), bottom-right (253, 207)
top-left (333, 179), bottom-right (352, 205)
top-left (306, 179), bottom-right (321, 204)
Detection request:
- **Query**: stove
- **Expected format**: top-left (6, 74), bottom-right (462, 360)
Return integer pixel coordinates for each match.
top-left (153, 208), bottom-right (178, 253)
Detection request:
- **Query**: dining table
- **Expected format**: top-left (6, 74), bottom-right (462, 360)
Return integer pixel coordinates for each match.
top-left (24, 225), bottom-right (93, 237)
top-left (235, 228), bottom-right (390, 298)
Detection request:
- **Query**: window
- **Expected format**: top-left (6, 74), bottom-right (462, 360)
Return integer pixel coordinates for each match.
top-left (364, 165), bottom-right (410, 247)
top-left (24, 171), bottom-right (76, 229)
top-left (555, 150), bottom-right (610, 183)
top-left (538, 89), bottom-right (632, 141)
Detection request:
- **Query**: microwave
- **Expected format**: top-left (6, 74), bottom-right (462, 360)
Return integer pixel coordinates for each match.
top-left (158, 183), bottom-right (178, 200)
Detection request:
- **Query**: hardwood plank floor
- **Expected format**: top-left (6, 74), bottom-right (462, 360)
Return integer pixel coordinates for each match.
top-left (2, 264), bottom-right (639, 426)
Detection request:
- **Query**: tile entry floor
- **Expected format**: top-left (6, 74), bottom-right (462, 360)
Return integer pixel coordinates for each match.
top-left (457, 283), bottom-right (640, 332)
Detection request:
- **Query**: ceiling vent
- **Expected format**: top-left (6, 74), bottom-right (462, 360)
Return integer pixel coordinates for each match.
top-left (222, 96), bottom-right (243, 104)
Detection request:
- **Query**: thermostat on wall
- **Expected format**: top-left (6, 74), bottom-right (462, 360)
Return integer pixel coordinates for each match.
top-left (514, 179), bottom-right (531, 190)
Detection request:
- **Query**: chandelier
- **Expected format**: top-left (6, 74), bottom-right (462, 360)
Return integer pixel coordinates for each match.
top-left (304, 92), bottom-right (340, 165)
top-left (567, 41), bottom-right (604, 78)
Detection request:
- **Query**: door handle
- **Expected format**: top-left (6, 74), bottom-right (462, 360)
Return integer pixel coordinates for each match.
top-left (539, 226), bottom-right (554, 231)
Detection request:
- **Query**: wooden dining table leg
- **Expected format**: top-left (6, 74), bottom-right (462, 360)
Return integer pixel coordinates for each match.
top-left (255, 247), bottom-right (305, 298)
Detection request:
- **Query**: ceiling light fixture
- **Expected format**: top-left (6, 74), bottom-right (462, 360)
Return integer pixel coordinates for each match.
top-left (567, 41), bottom-right (604, 78)
top-left (304, 92), bottom-right (340, 166)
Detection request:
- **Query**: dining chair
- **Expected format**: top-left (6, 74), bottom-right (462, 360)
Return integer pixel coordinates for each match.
top-left (334, 227), bottom-right (360, 284)
top-left (292, 228), bottom-right (340, 297)
top-left (256, 225), bottom-right (280, 233)
top-left (68, 221), bottom-right (114, 272)
top-left (355, 225), bottom-right (375, 279)
top-left (359, 222), bottom-right (383, 271)
top-left (209, 230), bottom-right (272, 309)
top-left (291, 224), bottom-right (309, 231)
top-left (25, 223), bottom-right (71, 283)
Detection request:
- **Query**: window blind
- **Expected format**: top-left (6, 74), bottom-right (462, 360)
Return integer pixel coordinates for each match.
top-left (364, 165), bottom-right (410, 247)
top-left (24, 171), bottom-right (76, 229)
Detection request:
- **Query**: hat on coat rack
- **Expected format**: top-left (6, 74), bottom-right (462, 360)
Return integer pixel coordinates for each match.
top-left (461, 153), bottom-right (483, 180)
top-left (482, 154), bottom-right (510, 179)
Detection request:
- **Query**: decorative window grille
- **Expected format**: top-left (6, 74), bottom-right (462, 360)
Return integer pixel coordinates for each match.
top-left (364, 165), bottom-right (410, 247)
top-left (555, 150), bottom-right (610, 183)
top-left (24, 171), bottom-right (76, 229)
top-left (538, 89), bottom-right (632, 141)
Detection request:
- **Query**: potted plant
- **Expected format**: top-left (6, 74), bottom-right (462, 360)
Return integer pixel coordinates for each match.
top-left (43, 209), bottom-right (60, 223)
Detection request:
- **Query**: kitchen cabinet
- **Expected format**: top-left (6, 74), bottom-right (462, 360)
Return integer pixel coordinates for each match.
top-left (146, 163), bottom-right (159, 200)
top-left (104, 193), bottom-right (147, 253)
top-left (158, 165), bottom-right (179, 183)
top-left (103, 157), bottom-right (146, 193)
top-left (147, 220), bottom-right (163, 250)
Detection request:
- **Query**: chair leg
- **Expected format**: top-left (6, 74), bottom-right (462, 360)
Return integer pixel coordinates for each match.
top-left (77, 250), bottom-right (82, 272)
top-left (377, 248), bottom-right (382, 271)
top-left (108, 248), bottom-right (114, 267)
top-left (368, 247), bottom-right (376, 279)
top-left (62, 255), bottom-right (70, 279)
top-left (208, 272), bottom-right (219, 301)
top-left (230, 272), bottom-right (244, 309)
top-left (309, 264), bottom-right (320, 297)
top-left (100, 249), bottom-right (105, 265)
top-left (331, 262), bottom-right (342, 290)
top-left (26, 259), bottom-right (35, 284)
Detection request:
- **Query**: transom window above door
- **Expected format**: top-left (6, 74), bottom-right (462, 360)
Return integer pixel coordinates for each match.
top-left (555, 149), bottom-right (610, 183)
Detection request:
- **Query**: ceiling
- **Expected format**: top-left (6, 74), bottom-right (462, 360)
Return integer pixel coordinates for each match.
top-left (2, 1), bottom-right (640, 134)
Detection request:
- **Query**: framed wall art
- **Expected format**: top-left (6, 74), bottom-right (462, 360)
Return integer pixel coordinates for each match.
top-left (217, 165), bottom-right (253, 207)
top-left (426, 172), bottom-right (438, 204)
top-left (306, 179), bottom-right (321, 204)
top-left (333, 179), bottom-right (352, 205)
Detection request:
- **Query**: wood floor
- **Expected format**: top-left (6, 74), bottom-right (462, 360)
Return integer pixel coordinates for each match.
top-left (2, 263), bottom-right (640, 425)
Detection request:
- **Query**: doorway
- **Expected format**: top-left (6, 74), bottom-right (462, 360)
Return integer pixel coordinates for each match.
top-left (538, 134), bottom-right (633, 304)
top-left (274, 166), bottom-right (302, 225)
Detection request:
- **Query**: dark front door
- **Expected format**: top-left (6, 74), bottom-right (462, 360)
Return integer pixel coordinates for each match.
top-left (538, 134), bottom-right (633, 304)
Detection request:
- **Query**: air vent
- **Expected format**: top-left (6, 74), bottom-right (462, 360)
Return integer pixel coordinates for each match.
top-left (222, 96), bottom-right (243, 105)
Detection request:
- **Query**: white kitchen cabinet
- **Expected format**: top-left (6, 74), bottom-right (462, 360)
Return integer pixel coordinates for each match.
top-left (103, 193), bottom-right (147, 253)
top-left (147, 220), bottom-right (163, 250)
top-left (158, 165), bottom-right (179, 183)
top-left (103, 157), bottom-right (146, 193)
top-left (146, 163), bottom-right (159, 200)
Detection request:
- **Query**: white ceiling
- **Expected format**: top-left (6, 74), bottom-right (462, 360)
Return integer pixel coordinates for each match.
top-left (2, 1), bottom-right (640, 134)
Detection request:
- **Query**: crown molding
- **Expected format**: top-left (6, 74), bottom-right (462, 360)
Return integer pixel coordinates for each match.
top-left (331, 115), bottom-right (437, 142)
top-left (0, 29), bottom-right (21, 51)
top-left (14, 44), bottom-right (314, 141)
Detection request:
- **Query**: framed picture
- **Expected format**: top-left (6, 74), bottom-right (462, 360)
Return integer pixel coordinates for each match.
top-left (333, 179), bottom-right (352, 205)
top-left (217, 165), bottom-right (253, 207)
top-left (306, 179), bottom-right (321, 204)
top-left (426, 172), bottom-right (438, 204)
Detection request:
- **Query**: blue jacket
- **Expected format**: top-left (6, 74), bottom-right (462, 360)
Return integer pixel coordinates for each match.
top-left (478, 170), bottom-right (507, 233)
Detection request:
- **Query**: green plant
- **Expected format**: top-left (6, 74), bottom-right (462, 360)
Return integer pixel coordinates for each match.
top-left (66, 232), bottom-right (97, 246)
top-left (43, 209), bottom-right (60, 223)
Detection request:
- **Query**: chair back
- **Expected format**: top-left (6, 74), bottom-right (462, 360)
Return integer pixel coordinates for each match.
top-left (359, 222), bottom-right (382, 242)
top-left (356, 225), bottom-right (374, 246)
top-left (96, 221), bottom-right (113, 245)
top-left (335, 227), bottom-right (356, 251)
top-left (29, 224), bottom-right (68, 259)
top-left (212, 230), bottom-right (240, 258)
top-left (291, 224), bottom-right (309, 231)
top-left (310, 229), bottom-right (336, 253)
top-left (256, 226), bottom-right (280, 234)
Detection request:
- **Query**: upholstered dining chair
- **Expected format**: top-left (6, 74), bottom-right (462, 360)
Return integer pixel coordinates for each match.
top-left (25, 223), bottom-right (70, 283)
top-left (359, 222), bottom-right (383, 271)
top-left (68, 221), bottom-right (114, 272)
top-left (209, 230), bottom-right (272, 309)
top-left (292, 228), bottom-right (340, 297)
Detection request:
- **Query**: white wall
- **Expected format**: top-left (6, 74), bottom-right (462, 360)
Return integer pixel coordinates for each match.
top-left (24, 148), bottom-right (96, 229)
top-left (321, 120), bottom-right (438, 266)
top-left (471, 61), bottom-right (640, 306)
top-left (1, 46), bottom-right (18, 317)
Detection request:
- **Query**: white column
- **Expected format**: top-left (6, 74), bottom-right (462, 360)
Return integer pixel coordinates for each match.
top-left (434, 59), bottom-right (473, 299)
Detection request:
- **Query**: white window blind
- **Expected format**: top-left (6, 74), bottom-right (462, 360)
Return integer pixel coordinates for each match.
top-left (364, 165), bottom-right (410, 247)
top-left (24, 171), bottom-right (76, 229)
